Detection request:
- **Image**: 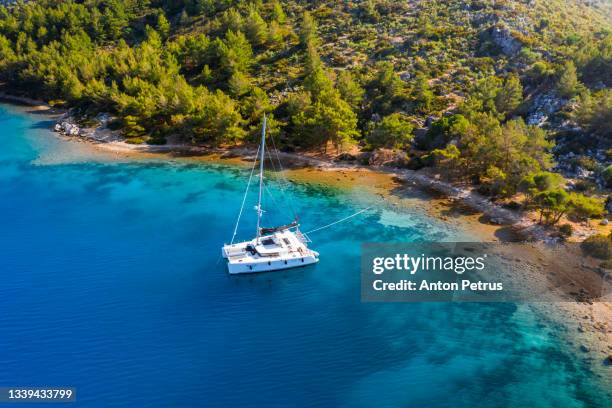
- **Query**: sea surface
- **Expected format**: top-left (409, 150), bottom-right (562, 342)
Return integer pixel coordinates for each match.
top-left (0, 103), bottom-right (609, 407)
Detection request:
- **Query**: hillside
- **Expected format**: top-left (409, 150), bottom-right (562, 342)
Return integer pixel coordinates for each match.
top-left (0, 0), bottom-right (610, 225)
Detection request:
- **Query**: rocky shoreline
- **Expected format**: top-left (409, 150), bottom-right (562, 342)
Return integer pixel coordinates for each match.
top-left (52, 110), bottom-right (609, 242)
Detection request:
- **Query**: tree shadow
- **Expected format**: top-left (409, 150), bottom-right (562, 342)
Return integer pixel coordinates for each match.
top-left (493, 226), bottom-right (530, 242)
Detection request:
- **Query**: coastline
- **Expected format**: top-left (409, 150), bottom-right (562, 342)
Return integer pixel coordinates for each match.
top-left (2, 100), bottom-right (611, 374)
top-left (59, 117), bottom-right (610, 242)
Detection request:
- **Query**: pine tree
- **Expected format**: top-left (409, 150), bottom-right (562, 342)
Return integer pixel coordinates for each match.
top-left (367, 113), bottom-right (414, 149)
top-left (300, 11), bottom-right (319, 48)
top-left (495, 73), bottom-right (523, 117)
top-left (272, 1), bottom-right (286, 24)
top-left (244, 8), bottom-right (267, 47)
top-left (557, 61), bottom-right (579, 98)
top-left (337, 71), bottom-right (364, 111)
top-left (157, 12), bottom-right (170, 41)
top-left (412, 73), bottom-right (434, 114)
top-left (218, 30), bottom-right (253, 78)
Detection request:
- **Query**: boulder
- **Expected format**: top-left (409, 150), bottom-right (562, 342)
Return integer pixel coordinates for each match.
top-left (335, 152), bottom-right (357, 162)
top-left (64, 122), bottom-right (80, 136)
top-left (369, 148), bottom-right (408, 167)
top-left (490, 26), bottom-right (522, 56)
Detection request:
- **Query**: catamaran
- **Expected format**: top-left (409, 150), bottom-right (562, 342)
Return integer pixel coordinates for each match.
top-left (222, 116), bottom-right (319, 274)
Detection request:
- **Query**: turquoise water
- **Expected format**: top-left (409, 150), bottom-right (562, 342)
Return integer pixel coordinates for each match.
top-left (0, 103), bottom-right (609, 407)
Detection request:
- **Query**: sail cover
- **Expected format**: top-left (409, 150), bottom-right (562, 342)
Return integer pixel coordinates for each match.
top-left (259, 221), bottom-right (298, 235)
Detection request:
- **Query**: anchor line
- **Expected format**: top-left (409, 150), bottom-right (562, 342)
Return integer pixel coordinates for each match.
top-left (304, 206), bottom-right (374, 235)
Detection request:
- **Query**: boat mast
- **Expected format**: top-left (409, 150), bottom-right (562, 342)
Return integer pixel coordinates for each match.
top-left (256, 114), bottom-right (266, 241)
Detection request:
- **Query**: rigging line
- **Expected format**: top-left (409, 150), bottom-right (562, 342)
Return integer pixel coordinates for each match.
top-left (305, 206), bottom-right (374, 234)
top-left (264, 139), bottom-right (297, 221)
top-left (269, 132), bottom-right (299, 220)
top-left (262, 181), bottom-right (284, 220)
top-left (230, 144), bottom-right (260, 244)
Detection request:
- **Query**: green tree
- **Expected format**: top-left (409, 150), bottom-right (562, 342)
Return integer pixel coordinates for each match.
top-left (300, 11), bottom-right (318, 48)
top-left (533, 189), bottom-right (570, 225)
top-left (518, 171), bottom-right (565, 202)
top-left (228, 71), bottom-right (252, 96)
top-left (217, 30), bottom-right (253, 78)
top-left (465, 76), bottom-right (503, 117)
top-left (303, 44), bottom-right (333, 98)
top-left (221, 8), bottom-right (243, 33)
top-left (242, 86), bottom-right (271, 124)
top-left (267, 20), bottom-right (283, 47)
top-left (576, 89), bottom-right (612, 137)
top-left (293, 88), bottom-right (359, 151)
top-left (188, 88), bottom-right (245, 144)
top-left (557, 60), bottom-right (580, 98)
top-left (430, 144), bottom-right (461, 174)
top-left (271, 1), bottom-right (286, 24)
top-left (369, 62), bottom-right (405, 114)
top-left (367, 113), bottom-right (414, 149)
top-left (244, 7), bottom-right (267, 47)
top-left (157, 12), bottom-right (170, 40)
top-left (412, 73), bottom-right (434, 114)
top-left (123, 115), bottom-right (146, 139)
top-left (336, 70), bottom-right (364, 111)
top-left (423, 114), bottom-right (470, 149)
top-left (495, 73), bottom-right (523, 116)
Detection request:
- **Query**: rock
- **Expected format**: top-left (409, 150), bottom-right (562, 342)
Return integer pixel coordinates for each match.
top-left (335, 152), bottom-right (357, 162)
top-left (54, 120), bottom-right (81, 136)
top-left (575, 166), bottom-right (593, 179)
top-left (600, 219), bottom-right (609, 226)
top-left (490, 217), bottom-right (505, 225)
top-left (64, 122), bottom-right (79, 136)
top-left (368, 148), bottom-right (408, 167)
top-left (526, 91), bottom-right (565, 126)
top-left (580, 344), bottom-right (590, 353)
top-left (490, 25), bottom-right (522, 56)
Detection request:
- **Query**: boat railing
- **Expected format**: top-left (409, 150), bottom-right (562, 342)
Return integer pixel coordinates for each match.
top-left (295, 230), bottom-right (312, 244)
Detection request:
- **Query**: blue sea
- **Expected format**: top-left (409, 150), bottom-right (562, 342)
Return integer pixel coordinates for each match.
top-left (0, 103), bottom-right (609, 407)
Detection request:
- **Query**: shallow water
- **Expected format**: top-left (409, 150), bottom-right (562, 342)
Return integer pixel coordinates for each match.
top-left (0, 104), bottom-right (609, 407)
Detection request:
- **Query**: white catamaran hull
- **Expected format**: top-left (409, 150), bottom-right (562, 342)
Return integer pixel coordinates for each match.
top-left (223, 250), bottom-right (319, 274)
top-left (222, 230), bottom-right (319, 274)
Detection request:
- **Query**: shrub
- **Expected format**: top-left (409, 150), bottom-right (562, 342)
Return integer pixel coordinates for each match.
top-left (572, 179), bottom-right (596, 193)
top-left (580, 233), bottom-right (611, 260)
top-left (602, 165), bottom-right (612, 188)
top-left (571, 155), bottom-right (598, 171)
top-left (569, 193), bottom-right (605, 220)
top-left (558, 224), bottom-right (573, 237)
